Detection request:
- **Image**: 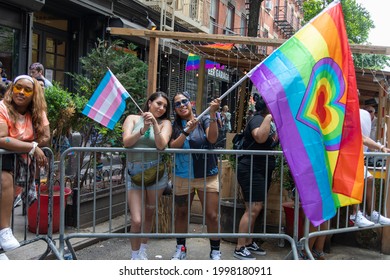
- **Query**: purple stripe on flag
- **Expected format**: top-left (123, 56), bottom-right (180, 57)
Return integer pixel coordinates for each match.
top-left (250, 64), bottom-right (327, 225)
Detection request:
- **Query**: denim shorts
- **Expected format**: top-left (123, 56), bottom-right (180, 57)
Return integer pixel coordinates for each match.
top-left (126, 159), bottom-right (168, 191)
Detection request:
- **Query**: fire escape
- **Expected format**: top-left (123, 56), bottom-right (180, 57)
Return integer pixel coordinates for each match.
top-left (274, 0), bottom-right (298, 38)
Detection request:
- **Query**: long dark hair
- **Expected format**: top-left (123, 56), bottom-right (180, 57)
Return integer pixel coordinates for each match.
top-left (171, 91), bottom-right (192, 130)
top-left (143, 91), bottom-right (171, 121)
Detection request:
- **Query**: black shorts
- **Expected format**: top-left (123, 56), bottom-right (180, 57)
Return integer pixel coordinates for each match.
top-left (237, 160), bottom-right (275, 202)
top-left (1, 153), bottom-right (15, 171)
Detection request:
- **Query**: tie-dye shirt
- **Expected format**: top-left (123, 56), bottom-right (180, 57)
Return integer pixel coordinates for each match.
top-left (0, 100), bottom-right (49, 141)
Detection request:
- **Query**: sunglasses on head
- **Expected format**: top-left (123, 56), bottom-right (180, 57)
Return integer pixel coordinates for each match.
top-left (174, 98), bottom-right (190, 108)
top-left (13, 84), bottom-right (33, 97)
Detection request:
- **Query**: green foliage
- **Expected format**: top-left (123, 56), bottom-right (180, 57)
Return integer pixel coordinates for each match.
top-left (302, 0), bottom-right (388, 70)
top-left (354, 53), bottom-right (390, 70)
top-left (303, 0), bottom-right (373, 44)
top-left (68, 38), bottom-right (148, 147)
top-left (272, 145), bottom-right (295, 192)
top-left (44, 82), bottom-right (86, 137)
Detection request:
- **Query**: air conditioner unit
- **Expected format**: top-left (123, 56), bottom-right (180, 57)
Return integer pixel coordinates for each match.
top-left (265, 0), bottom-right (273, 12)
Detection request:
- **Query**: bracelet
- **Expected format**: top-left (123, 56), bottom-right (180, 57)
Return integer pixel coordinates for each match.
top-left (155, 130), bottom-right (162, 136)
top-left (29, 141), bottom-right (38, 157)
top-left (139, 127), bottom-right (145, 136)
top-left (209, 118), bottom-right (217, 122)
top-left (182, 130), bottom-right (190, 137)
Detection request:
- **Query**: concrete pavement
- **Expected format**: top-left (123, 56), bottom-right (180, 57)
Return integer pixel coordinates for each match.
top-left (4, 216), bottom-right (390, 260)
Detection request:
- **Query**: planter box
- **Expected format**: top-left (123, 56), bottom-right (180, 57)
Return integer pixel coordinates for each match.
top-left (67, 184), bottom-right (127, 228)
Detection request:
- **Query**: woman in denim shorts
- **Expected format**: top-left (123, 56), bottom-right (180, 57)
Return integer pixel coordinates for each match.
top-left (122, 91), bottom-right (172, 260)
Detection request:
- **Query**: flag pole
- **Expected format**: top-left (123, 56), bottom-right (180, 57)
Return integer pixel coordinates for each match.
top-left (107, 67), bottom-right (144, 114)
top-left (128, 92), bottom-right (144, 114)
top-left (194, 65), bottom-right (258, 121)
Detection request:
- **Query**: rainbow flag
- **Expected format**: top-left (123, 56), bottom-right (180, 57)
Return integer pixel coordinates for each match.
top-left (248, 0), bottom-right (363, 226)
top-left (185, 53), bottom-right (224, 71)
top-left (82, 69), bottom-right (130, 130)
top-left (185, 53), bottom-right (200, 71)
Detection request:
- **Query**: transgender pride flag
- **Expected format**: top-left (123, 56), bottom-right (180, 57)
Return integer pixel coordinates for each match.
top-left (82, 70), bottom-right (130, 129)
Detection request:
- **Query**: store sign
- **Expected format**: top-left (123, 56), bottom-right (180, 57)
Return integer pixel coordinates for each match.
top-left (207, 68), bottom-right (229, 82)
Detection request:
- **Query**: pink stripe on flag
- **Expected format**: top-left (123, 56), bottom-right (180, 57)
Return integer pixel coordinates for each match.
top-left (87, 77), bottom-right (115, 120)
top-left (100, 87), bottom-right (125, 126)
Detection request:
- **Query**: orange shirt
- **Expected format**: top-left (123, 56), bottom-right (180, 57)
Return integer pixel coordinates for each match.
top-left (0, 100), bottom-right (49, 141)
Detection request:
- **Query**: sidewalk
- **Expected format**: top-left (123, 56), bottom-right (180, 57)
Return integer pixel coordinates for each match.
top-left (4, 208), bottom-right (390, 260)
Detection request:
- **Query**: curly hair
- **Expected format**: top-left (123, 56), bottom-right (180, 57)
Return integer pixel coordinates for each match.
top-left (3, 76), bottom-right (48, 140)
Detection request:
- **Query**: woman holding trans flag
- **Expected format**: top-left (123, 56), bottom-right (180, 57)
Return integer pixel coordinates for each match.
top-left (169, 91), bottom-right (222, 260)
top-left (122, 91), bottom-right (172, 260)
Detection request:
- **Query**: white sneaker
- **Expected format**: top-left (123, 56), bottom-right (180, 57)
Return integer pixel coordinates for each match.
top-left (171, 245), bottom-right (186, 260)
top-left (138, 250), bottom-right (148, 260)
top-left (210, 250), bottom-right (221, 260)
top-left (0, 228), bottom-right (20, 251)
top-left (367, 211), bottom-right (390, 225)
top-left (350, 211), bottom-right (375, 228)
top-left (0, 253), bottom-right (9, 260)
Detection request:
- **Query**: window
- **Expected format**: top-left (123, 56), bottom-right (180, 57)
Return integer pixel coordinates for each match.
top-left (240, 14), bottom-right (247, 36)
top-left (225, 4), bottom-right (234, 35)
top-left (210, 0), bottom-right (218, 33)
top-left (0, 26), bottom-right (20, 81)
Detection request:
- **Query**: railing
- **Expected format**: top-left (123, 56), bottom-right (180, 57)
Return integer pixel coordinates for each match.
top-left (56, 147), bottom-right (390, 260)
top-left (4, 146), bottom-right (390, 259)
top-left (0, 148), bottom-right (62, 259)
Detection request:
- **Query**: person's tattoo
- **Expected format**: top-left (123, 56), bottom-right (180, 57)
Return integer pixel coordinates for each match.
top-left (5, 137), bottom-right (10, 143)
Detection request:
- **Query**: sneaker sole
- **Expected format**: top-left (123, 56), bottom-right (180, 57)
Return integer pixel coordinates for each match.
top-left (233, 253), bottom-right (256, 260)
top-left (356, 223), bottom-right (374, 228)
top-left (1, 243), bottom-right (20, 252)
top-left (248, 250), bottom-right (267, 256)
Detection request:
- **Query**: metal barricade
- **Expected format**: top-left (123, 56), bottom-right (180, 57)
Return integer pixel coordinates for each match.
top-left (0, 147), bottom-right (61, 259)
top-left (299, 151), bottom-right (390, 260)
top-left (57, 147), bottom-right (390, 260)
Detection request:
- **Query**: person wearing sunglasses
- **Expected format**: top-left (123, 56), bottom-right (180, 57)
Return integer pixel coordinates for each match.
top-left (122, 91), bottom-right (172, 260)
top-left (0, 75), bottom-right (50, 255)
top-left (169, 91), bottom-right (222, 260)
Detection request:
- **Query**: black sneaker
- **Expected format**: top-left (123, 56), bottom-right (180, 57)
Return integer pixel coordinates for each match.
top-left (246, 242), bottom-right (266, 256)
top-left (233, 246), bottom-right (256, 260)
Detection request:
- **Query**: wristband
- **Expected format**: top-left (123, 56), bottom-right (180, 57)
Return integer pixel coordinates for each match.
top-left (29, 141), bottom-right (38, 157)
top-left (182, 130), bottom-right (190, 137)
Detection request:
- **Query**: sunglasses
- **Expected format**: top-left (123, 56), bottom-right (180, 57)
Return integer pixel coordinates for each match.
top-left (13, 84), bottom-right (34, 97)
top-left (174, 98), bottom-right (190, 108)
